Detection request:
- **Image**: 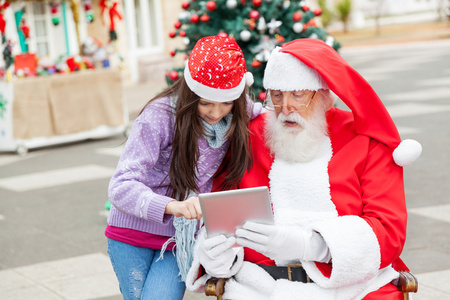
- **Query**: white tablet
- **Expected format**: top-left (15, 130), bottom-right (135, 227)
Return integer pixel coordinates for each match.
top-left (199, 186), bottom-right (273, 239)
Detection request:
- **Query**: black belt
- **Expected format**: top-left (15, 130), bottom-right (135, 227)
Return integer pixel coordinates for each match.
top-left (257, 264), bottom-right (312, 283)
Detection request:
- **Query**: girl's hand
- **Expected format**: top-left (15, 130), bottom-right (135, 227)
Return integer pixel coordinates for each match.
top-left (165, 197), bottom-right (202, 220)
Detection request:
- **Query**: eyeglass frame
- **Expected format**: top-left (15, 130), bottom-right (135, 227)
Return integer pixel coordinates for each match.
top-left (263, 90), bottom-right (317, 112)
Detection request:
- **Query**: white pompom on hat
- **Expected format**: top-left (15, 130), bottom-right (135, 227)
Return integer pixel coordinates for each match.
top-left (184, 36), bottom-right (253, 102)
top-left (266, 39), bottom-right (422, 167)
top-left (263, 47), bottom-right (329, 91)
top-left (393, 139), bottom-right (423, 167)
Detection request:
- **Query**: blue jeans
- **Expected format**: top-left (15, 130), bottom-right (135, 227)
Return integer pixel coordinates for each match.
top-left (107, 238), bottom-right (186, 300)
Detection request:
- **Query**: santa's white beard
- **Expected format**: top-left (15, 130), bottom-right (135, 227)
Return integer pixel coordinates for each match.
top-left (265, 108), bottom-right (329, 163)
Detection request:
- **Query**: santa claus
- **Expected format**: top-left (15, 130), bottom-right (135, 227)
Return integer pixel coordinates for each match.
top-left (186, 38), bottom-right (422, 299)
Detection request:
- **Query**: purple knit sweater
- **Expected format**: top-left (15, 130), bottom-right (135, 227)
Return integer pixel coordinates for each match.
top-left (107, 96), bottom-right (262, 237)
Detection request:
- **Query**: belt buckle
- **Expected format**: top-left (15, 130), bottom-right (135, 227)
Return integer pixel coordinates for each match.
top-left (287, 264), bottom-right (312, 283)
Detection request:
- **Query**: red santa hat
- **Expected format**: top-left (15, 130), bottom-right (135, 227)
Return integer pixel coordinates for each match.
top-left (263, 38), bottom-right (421, 167)
top-left (184, 36), bottom-right (254, 102)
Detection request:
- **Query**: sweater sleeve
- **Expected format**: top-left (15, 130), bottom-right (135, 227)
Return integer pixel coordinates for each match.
top-left (108, 99), bottom-right (175, 224)
top-left (246, 95), bottom-right (264, 120)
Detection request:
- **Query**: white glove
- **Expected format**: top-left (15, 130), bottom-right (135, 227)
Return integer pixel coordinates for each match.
top-left (197, 233), bottom-right (241, 278)
top-left (236, 221), bottom-right (331, 263)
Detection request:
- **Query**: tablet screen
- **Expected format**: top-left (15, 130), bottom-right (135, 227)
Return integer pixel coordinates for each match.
top-left (199, 186), bottom-right (273, 239)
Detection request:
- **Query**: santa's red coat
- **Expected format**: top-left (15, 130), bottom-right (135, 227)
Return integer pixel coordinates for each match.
top-left (211, 107), bottom-right (408, 299)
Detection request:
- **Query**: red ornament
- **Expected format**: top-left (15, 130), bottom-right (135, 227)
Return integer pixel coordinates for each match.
top-left (170, 50), bottom-right (176, 56)
top-left (276, 35), bottom-right (285, 43)
top-left (253, 0), bottom-right (262, 7)
top-left (241, 0), bottom-right (246, 4)
top-left (308, 19), bottom-right (316, 27)
top-left (292, 12), bottom-right (302, 22)
top-left (181, 1), bottom-right (189, 9)
top-left (251, 60), bottom-right (261, 68)
top-left (206, 1), bottom-right (216, 11)
top-left (191, 14), bottom-right (200, 23)
top-left (169, 30), bottom-right (176, 38)
top-left (249, 10), bottom-right (259, 20)
top-left (217, 32), bottom-right (228, 37)
top-left (314, 8), bottom-right (322, 16)
top-left (179, 30), bottom-right (186, 37)
top-left (174, 21), bottom-right (181, 29)
top-left (169, 71), bottom-right (179, 81)
top-left (302, 5), bottom-right (309, 11)
top-left (20, 20), bottom-right (30, 38)
top-left (200, 14), bottom-right (210, 22)
top-left (258, 92), bottom-right (266, 101)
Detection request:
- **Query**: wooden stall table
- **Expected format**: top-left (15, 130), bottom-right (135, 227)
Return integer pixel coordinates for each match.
top-left (0, 68), bottom-right (129, 155)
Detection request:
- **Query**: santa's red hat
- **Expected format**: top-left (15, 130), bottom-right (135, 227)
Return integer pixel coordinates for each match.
top-left (263, 38), bottom-right (421, 167)
top-left (184, 36), bottom-right (254, 102)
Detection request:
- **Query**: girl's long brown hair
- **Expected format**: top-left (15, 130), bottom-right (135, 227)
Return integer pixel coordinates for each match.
top-left (140, 76), bottom-right (252, 201)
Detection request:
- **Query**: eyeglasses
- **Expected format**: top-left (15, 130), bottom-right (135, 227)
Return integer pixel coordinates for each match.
top-left (263, 90), bottom-right (316, 112)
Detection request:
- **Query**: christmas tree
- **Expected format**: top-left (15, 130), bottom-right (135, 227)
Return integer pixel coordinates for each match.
top-left (166, 0), bottom-right (340, 101)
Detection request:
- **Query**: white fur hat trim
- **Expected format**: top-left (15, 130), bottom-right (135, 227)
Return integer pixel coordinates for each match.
top-left (184, 64), bottom-right (249, 102)
top-left (263, 47), bottom-right (329, 91)
top-left (393, 139), bottom-right (422, 167)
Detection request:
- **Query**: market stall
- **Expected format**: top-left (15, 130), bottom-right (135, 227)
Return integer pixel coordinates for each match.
top-left (0, 0), bottom-right (128, 155)
top-left (0, 68), bottom-right (127, 154)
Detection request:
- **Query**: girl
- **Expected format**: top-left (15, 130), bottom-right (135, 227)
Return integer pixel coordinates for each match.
top-left (106, 36), bottom-right (261, 300)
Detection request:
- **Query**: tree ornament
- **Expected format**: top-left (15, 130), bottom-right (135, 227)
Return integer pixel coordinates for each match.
top-left (169, 70), bottom-right (179, 81)
top-left (275, 34), bottom-right (285, 43)
top-left (179, 30), bottom-right (186, 37)
top-left (206, 1), bottom-right (217, 11)
top-left (314, 8), bottom-right (322, 16)
top-left (249, 10), bottom-right (259, 20)
top-left (178, 12), bottom-right (189, 22)
top-left (267, 18), bottom-right (282, 34)
top-left (251, 60), bottom-right (261, 68)
top-left (293, 22), bottom-right (303, 33)
top-left (253, 0), bottom-right (262, 7)
top-left (84, 0), bottom-right (95, 23)
top-left (2, 39), bottom-right (13, 70)
top-left (226, 0), bottom-right (238, 9)
top-left (244, 18), bottom-right (256, 30)
top-left (191, 14), bottom-right (200, 24)
top-left (200, 14), bottom-right (210, 22)
top-left (169, 31), bottom-right (176, 38)
top-left (181, 1), bottom-right (190, 9)
top-left (255, 49), bottom-right (270, 62)
top-left (218, 32), bottom-right (228, 37)
top-left (50, 2), bottom-right (60, 26)
top-left (302, 5), bottom-right (309, 11)
top-left (258, 91), bottom-right (266, 101)
top-left (20, 19), bottom-right (30, 39)
top-left (325, 36), bottom-right (335, 46)
top-left (183, 37), bottom-right (190, 45)
top-left (240, 30), bottom-right (251, 42)
top-left (257, 16), bottom-right (267, 32)
top-left (100, 0), bottom-right (123, 42)
top-left (308, 19), bottom-right (316, 27)
top-left (174, 21), bottom-right (182, 29)
top-left (292, 11), bottom-right (302, 22)
top-left (170, 50), bottom-right (176, 56)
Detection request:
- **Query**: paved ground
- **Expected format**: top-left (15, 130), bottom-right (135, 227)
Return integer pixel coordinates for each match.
top-left (1, 22), bottom-right (450, 300)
